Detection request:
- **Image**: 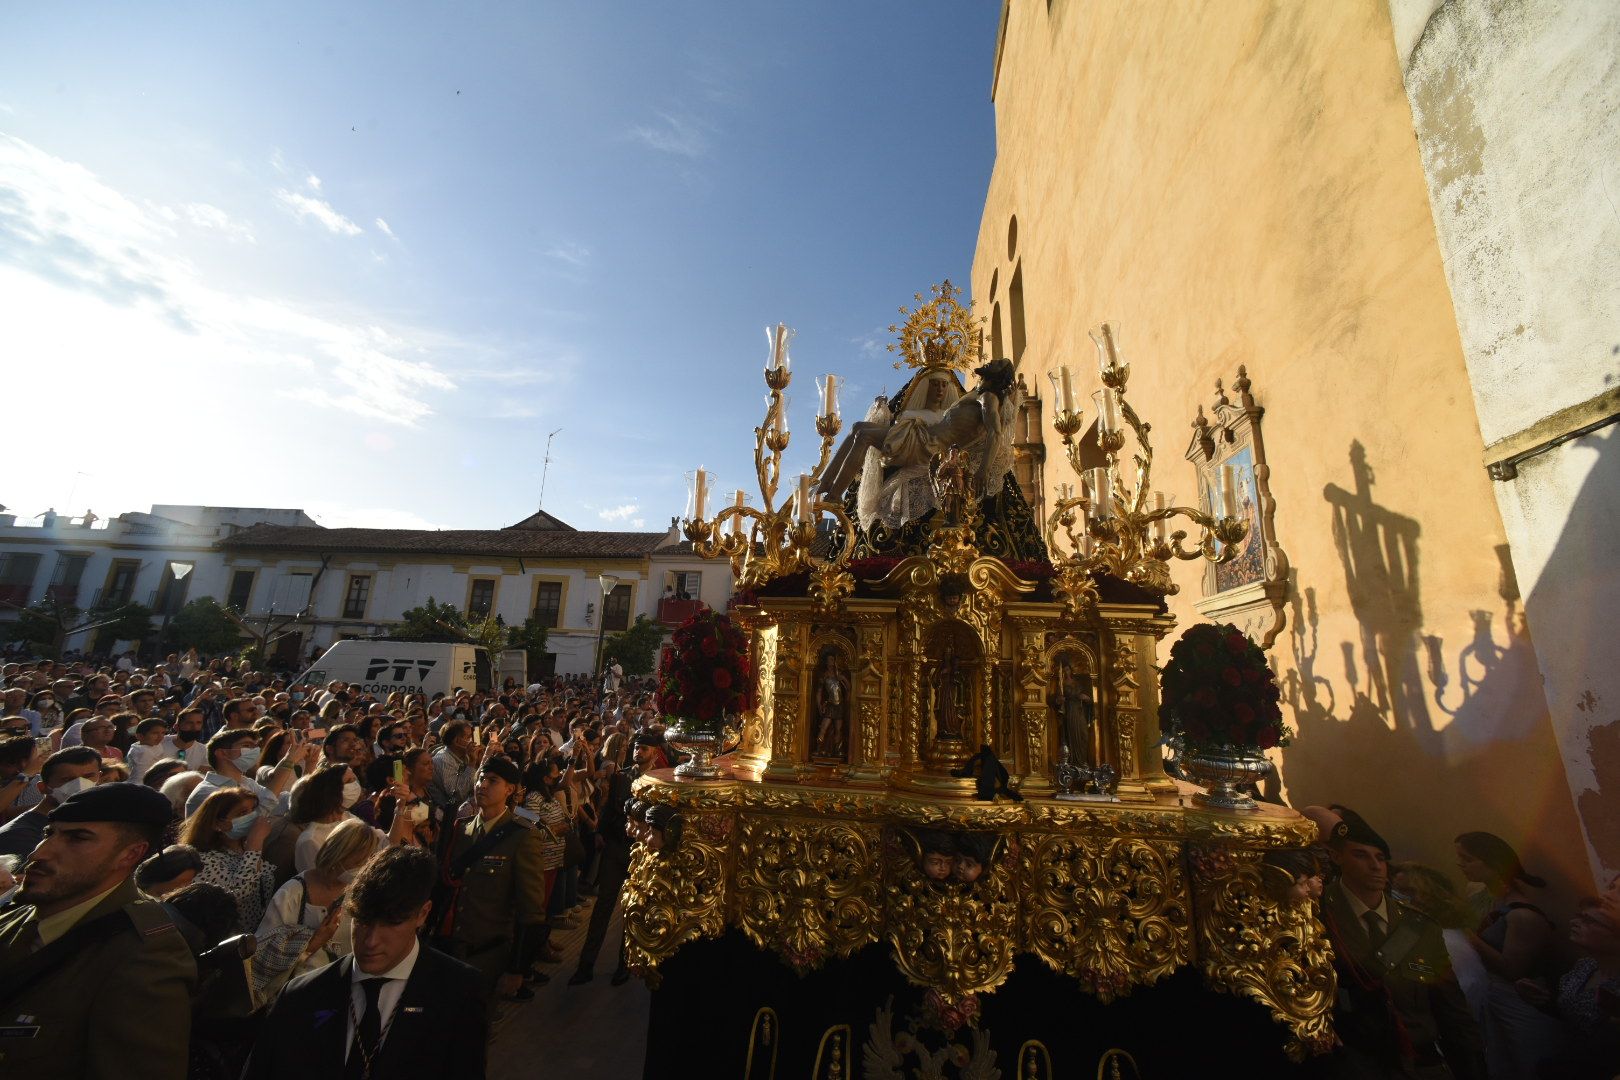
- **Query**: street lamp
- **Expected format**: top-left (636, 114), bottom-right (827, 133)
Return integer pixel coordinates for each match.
top-left (594, 572), bottom-right (620, 692)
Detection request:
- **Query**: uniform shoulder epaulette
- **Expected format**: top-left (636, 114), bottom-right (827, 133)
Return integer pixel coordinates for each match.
top-left (125, 897), bottom-right (180, 938)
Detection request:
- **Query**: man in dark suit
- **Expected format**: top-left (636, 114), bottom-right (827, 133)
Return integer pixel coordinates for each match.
top-left (1321, 812), bottom-right (1485, 1080)
top-left (243, 846), bottom-right (487, 1080)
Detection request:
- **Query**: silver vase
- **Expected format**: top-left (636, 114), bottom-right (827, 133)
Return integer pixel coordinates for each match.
top-left (1182, 747), bottom-right (1273, 811)
top-left (664, 716), bottom-right (737, 781)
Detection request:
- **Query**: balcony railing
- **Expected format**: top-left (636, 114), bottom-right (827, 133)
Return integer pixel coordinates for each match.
top-left (44, 584), bottom-right (80, 606)
top-left (657, 598), bottom-right (707, 626)
top-left (0, 584), bottom-right (32, 610)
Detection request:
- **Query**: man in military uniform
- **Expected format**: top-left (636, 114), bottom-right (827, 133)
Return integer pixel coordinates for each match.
top-left (437, 755), bottom-right (548, 1009)
top-left (0, 783), bottom-right (195, 1080)
top-left (1322, 812), bottom-right (1485, 1079)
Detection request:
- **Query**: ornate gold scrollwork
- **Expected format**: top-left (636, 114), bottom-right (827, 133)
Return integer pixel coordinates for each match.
top-left (620, 811), bottom-right (731, 987)
top-left (884, 834), bottom-right (1019, 1004)
top-left (1019, 833), bottom-right (1189, 1000)
top-left (734, 815), bottom-right (884, 973)
top-left (1188, 844), bottom-right (1336, 1061)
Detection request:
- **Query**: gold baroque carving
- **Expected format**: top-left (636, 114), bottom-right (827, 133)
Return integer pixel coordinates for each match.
top-left (885, 833), bottom-right (1018, 1002)
top-left (1019, 834), bottom-right (1189, 1000)
top-left (733, 814), bottom-right (884, 973)
top-left (1187, 845), bottom-right (1336, 1061)
top-left (620, 811), bottom-right (731, 987)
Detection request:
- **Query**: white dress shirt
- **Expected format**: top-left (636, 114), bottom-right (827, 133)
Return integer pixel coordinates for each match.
top-left (158, 734), bottom-right (208, 770)
top-left (345, 938), bottom-right (418, 1063)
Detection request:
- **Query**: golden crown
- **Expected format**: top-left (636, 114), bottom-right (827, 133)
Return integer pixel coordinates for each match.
top-left (886, 280), bottom-right (984, 373)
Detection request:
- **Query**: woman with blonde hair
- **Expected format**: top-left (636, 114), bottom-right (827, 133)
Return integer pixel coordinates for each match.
top-left (180, 788), bottom-right (277, 932)
top-left (251, 818), bottom-right (379, 1002)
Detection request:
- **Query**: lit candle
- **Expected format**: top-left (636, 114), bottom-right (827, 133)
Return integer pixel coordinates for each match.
top-left (1048, 365), bottom-right (1076, 414)
top-left (1219, 465), bottom-right (1239, 519)
top-left (1093, 388), bottom-right (1119, 437)
top-left (797, 473), bottom-right (813, 524)
top-left (1152, 491), bottom-right (1172, 542)
top-left (730, 490), bottom-right (746, 536)
top-left (819, 374), bottom-right (840, 420)
top-left (1096, 324), bottom-right (1115, 375)
top-left (693, 468), bottom-right (708, 521)
top-left (767, 323), bottom-right (791, 372)
top-left (1087, 467), bottom-right (1112, 518)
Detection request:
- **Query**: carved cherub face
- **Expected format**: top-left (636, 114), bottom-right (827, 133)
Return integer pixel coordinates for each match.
top-left (922, 851), bottom-right (955, 881)
top-left (953, 855), bottom-right (983, 884)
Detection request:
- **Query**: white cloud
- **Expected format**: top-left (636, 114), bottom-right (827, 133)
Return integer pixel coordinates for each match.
top-left (598, 503), bottom-right (640, 523)
top-left (183, 202), bottom-right (255, 243)
top-left (627, 111), bottom-right (712, 159)
top-left (270, 148), bottom-right (288, 174)
top-left (306, 173), bottom-right (322, 191)
top-left (545, 241), bottom-right (589, 267)
top-left (632, 518), bottom-right (646, 529)
top-left (274, 188), bottom-right (363, 236)
top-left (375, 217), bottom-right (396, 239)
top-left (0, 132), bottom-right (455, 426)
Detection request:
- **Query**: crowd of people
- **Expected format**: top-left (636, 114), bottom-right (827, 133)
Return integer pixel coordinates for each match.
top-left (1272, 805), bottom-right (1619, 1079)
top-left (2, 646), bottom-right (1617, 1079)
top-left (0, 647), bottom-right (672, 1079)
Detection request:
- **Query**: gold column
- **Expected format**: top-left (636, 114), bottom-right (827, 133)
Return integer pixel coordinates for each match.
top-left (849, 605), bottom-right (888, 782)
top-left (762, 609), bottom-right (807, 782)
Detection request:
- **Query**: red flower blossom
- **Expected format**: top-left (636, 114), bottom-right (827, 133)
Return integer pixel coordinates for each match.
top-left (711, 669), bottom-right (732, 689)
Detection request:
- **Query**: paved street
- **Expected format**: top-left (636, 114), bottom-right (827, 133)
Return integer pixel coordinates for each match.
top-left (488, 898), bottom-right (651, 1079)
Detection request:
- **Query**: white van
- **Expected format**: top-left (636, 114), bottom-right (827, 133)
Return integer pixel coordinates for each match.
top-left (296, 641), bottom-right (493, 699)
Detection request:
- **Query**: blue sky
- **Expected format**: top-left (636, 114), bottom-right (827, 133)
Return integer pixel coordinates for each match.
top-left (0, 2), bottom-right (1000, 532)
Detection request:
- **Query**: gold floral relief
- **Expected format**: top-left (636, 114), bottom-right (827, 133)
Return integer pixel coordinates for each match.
top-left (884, 833), bottom-right (1019, 1003)
top-left (620, 812), bottom-right (732, 986)
top-left (733, 814), bottom-right (884, 973)
top-left (1187, 845), bottom-right (1337, 1061)
top-left (1018, 833), bottom-right (1190, 1001)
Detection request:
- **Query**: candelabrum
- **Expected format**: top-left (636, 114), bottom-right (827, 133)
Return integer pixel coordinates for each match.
top-left (1042, 324), bottom-right (1248, 605)
top-left (682, 325), bottom-right (858, 609)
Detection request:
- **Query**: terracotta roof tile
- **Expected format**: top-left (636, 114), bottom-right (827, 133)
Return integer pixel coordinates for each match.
top-left (221, 524), bottom-right (665, 559)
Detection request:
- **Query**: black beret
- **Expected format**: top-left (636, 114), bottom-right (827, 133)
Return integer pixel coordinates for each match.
top-left (1331, 811), bottom-right (1390, 859)
top-left (633, 732), bottom-right (665, 750)
top-left (479, 756), bottom-right (522, 786)
top-left (49, 782), bottom-right (174, 828)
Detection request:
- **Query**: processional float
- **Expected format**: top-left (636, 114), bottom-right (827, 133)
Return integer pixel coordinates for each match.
top-left (625, 283), bottom-right (1332, 1078)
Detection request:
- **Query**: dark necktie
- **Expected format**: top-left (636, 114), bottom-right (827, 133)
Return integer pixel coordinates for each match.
top-left (346, 977), bottom-right (386, 1079)
top-left (1363, 910), bottom-right (1387, 952)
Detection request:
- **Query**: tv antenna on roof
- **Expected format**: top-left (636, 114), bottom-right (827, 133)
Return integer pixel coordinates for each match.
top-left (539, 428), bottom-right (563, 510)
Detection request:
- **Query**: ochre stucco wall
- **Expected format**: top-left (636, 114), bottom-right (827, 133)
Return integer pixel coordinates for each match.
top-left (972, 0), bottom-right (1594, 898)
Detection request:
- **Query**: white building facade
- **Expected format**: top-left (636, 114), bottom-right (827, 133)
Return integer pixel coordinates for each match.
top-left (0, 505), bottom-right (730, 674)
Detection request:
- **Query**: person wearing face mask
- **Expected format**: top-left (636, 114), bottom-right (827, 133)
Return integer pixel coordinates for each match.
top-left (178, 789), bottom-right (276, 933)
top-left (290, 765), bottom-right (408, 875)
top-left (0, 746), bottom-right (104, 859)
top-left (186, 728), bottom-right (300, 818)
top-left (251, 818), bottom-right (378, 1002)
top-left (158, 706), bottom-right (209, 771)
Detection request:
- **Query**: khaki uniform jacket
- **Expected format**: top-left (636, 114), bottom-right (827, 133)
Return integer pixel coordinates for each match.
top-left (0, 877), bottom-right (196, 1080)
top-left (446, 809), bottom-right (549, 976)
top-left (1323, 880), bottom-right (1484, 1080)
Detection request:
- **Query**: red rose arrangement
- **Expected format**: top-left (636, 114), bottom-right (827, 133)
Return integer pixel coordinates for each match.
top-left (1158, 622), bottom-right (1291, 752)
top-left (656, 609), bottom-right (754, 727)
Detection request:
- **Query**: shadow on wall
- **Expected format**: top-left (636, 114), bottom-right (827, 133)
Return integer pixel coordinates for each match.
top-left (1277, 441), bottom-right (1590, 905)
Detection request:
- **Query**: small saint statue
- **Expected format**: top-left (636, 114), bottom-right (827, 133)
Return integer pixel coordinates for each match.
top-left (929, 645), bottom-right (969, 741)
top-left (811, 651), bottom-right (850, 760)
top-left (1050, 655), bottom-right (1101, 768)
